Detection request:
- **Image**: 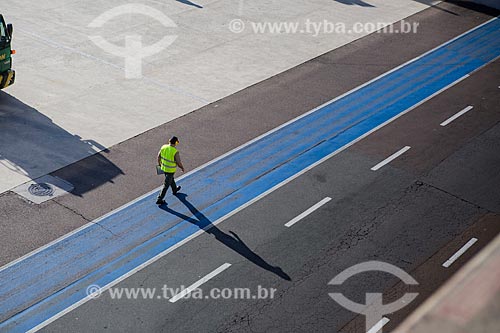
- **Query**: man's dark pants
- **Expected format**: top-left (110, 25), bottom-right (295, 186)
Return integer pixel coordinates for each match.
top-left (157, 172), bottom-right (177, 200)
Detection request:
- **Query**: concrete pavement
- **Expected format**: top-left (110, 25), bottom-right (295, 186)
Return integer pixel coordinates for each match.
top-left (0, 0), bottom-right (434, 193)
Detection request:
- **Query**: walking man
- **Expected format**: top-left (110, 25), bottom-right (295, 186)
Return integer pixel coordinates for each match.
top-left (156, 136), bottom-right (185, 205)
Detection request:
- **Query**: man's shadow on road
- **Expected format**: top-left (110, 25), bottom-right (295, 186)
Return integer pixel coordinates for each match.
top-left (160, 193), bottom-right (291, 281)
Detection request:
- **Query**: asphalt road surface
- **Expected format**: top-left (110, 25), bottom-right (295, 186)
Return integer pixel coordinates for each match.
top-left (0, 1), bottom-right (499, 333)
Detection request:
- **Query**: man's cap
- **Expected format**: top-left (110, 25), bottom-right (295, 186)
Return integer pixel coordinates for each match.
top-left (169, 136), bottom-right (179, 144)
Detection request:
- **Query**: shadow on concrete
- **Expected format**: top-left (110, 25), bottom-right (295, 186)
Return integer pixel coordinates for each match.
top-left (411, 0), bottom-right (500, 16)
top-left (0, 91), bottom-right (123, 196)
top-left (436, 0), bottom-right (500, 15)
top-left (335, 0), bottom-right (375, 7)
top-left (176, 0), bottom-right (203, 9)
top-left (160, 193), bottom-right (292, 281)
top-left (335, 0), bottom-right (499, 16)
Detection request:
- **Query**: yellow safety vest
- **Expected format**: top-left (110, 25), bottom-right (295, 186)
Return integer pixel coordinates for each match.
top-left (159, 145), bottom-right (178, 173)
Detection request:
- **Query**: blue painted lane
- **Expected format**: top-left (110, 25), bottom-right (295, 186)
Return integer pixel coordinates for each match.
top-left (1, 18), bottom-right (499, 332)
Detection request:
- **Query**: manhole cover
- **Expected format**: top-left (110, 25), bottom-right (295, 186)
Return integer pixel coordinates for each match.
top-left (28, 183), bottom-right (55, 197)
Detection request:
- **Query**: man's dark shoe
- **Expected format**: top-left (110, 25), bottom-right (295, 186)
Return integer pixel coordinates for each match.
top-left (156, 199), bottom-right (166, 205)
top-left (173, 186), bottom-right (181, 195)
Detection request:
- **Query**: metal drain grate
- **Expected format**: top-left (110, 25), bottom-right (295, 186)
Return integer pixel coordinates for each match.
top-left (12, 175), bottom-right (74, 204)
top-left (28, 183), bottom-right (55, 197)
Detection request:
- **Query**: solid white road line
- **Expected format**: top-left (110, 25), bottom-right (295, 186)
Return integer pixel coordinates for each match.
top-left (12, 19), bottom-right (500, 332)
top-left (440, 105), bottom-right (474, 126)
top-left (371, 146), bottom-right (411, 171)
top-left (284, 197), bottom-right (332, 228)
top-left (169, 263), bottom-right (231, 303)
top-left (9, 72), bottom-right (477, 333)
top-left (366, 317), bottom-right (390, 333)
top-left (7, 16), bottom-right (495, 275)
top-left (442, 238), bottom-right (478, 268)
top-left (16, 72), bottom-right (478, 332)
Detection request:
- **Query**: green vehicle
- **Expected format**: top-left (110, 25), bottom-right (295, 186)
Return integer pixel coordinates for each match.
top-left (0, 14), bottom-right (15, 89)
